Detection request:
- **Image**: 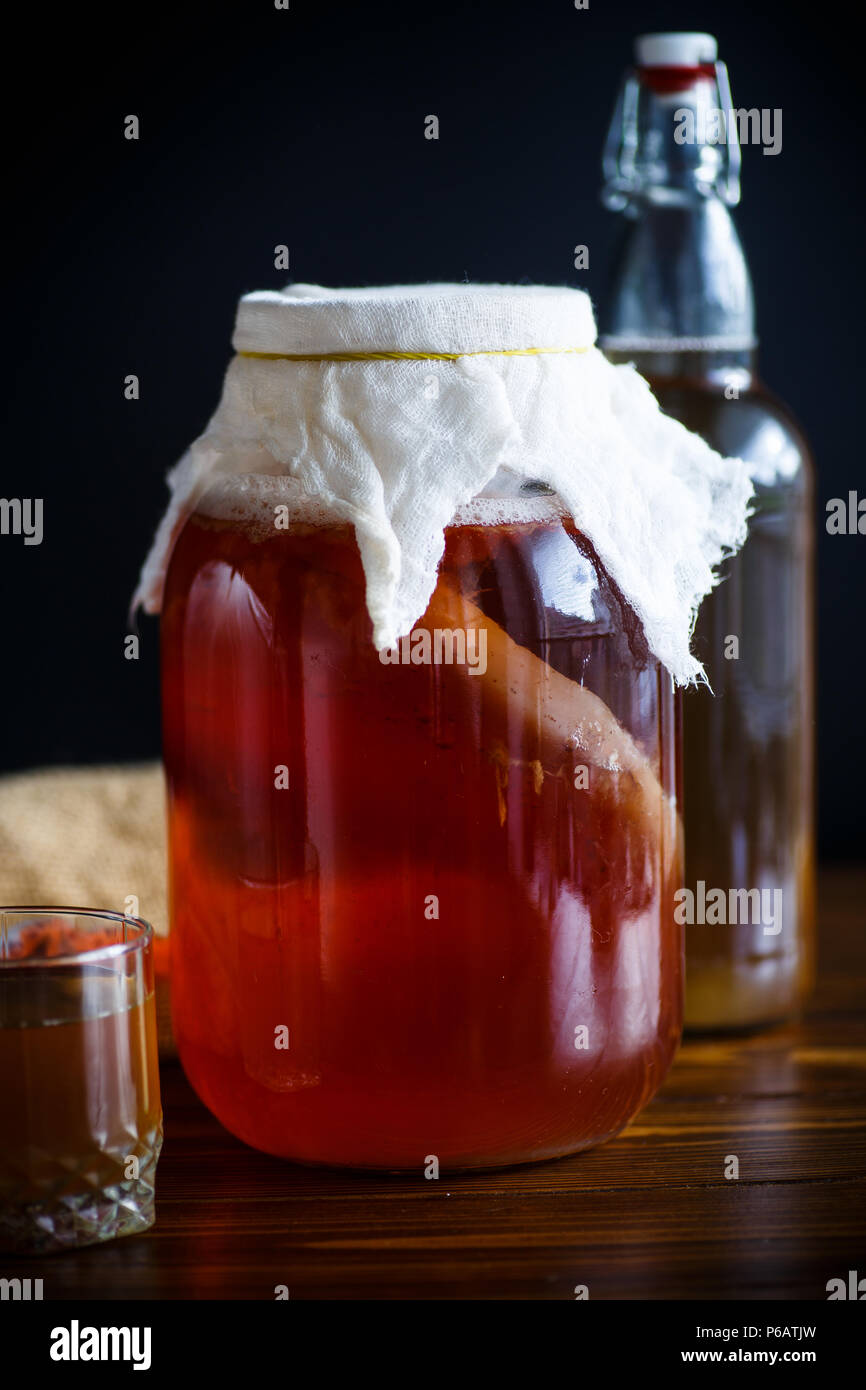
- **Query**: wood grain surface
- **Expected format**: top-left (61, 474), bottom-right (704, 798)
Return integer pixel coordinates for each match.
top-left (6, 866), bottom-right (865, 1300)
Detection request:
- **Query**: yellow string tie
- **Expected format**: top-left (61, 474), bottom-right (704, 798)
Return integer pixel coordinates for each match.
top-left (237, 346), bottom-right (592, 363)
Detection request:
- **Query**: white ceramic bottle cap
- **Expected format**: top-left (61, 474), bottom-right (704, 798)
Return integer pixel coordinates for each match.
top-left (634, 32), bottom-right (718, 67)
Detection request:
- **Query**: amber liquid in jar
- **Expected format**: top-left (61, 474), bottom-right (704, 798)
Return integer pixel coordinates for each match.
top-left (161, 484), bottom-right (683, 1169)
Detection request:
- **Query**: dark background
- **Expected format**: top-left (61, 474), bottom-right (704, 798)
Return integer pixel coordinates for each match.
top-left (1, 0), bottom-right (862, 858)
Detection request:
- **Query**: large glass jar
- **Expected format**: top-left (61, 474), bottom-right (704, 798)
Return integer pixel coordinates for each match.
top-left (160, 476), bottom-right (683, 1170)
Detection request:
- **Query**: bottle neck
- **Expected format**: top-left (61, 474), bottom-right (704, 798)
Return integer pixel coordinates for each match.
top-left (601, 66), bottom-right (757, 377)
top-left (601, 199), bottom-right (757, 373)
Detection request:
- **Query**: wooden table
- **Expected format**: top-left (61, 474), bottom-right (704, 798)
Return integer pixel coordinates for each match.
top-left (9, 867), bottom-right (866, 1300)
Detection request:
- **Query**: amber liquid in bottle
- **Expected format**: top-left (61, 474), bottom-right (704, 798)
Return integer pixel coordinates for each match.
top-left (609, 351), bottom-right (815, 1029)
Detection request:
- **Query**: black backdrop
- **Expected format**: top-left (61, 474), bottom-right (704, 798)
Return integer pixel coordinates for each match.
top-left (1, 0), bottom-right (862, 859)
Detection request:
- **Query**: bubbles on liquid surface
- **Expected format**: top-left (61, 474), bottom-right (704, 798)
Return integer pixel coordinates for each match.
top-left (195, 472), bottom-right (569, 540)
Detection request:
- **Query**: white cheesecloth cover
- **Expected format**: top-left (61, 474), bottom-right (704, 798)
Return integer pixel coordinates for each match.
top-left (134, 282), bottom-right (753, 685)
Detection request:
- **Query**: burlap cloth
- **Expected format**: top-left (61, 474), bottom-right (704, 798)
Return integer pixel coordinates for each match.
top-left (0, 763), bottom-right (175, 1055)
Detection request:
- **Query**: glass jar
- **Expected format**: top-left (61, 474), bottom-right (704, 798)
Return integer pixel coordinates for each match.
top-left (160, 474), bottom-right (683, 1170)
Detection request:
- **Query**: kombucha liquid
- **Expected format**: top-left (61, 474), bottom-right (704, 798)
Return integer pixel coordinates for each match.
top-left (0, 961), bottom-right (162, 1251)
top-left (648, 367), bottom-right (815, 1029)
top-left (161, 488), bottom-right (683, 1169)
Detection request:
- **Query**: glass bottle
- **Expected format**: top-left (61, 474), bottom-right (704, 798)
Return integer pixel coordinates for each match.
top-left (600, 32), bottom-right (815, 1030)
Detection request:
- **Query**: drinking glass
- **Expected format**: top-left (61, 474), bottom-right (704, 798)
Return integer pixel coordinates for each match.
top-left (0, 908), bottom-right (162, 1253)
